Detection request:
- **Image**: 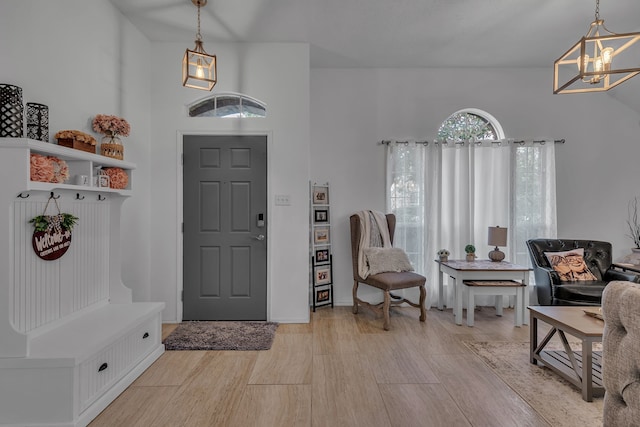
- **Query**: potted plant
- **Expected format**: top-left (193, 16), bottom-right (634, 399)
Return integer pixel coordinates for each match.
top-left (437, 249), bottom-right (450, 263)
top-left (465, 244), bottom-right (476, 262)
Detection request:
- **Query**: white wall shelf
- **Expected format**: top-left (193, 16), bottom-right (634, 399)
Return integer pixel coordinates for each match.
top-left (1, 138), bottom-right (134, 196)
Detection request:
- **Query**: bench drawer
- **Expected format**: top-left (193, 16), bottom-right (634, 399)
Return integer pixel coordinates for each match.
top-left (78, 316), bottom-right (160, 411)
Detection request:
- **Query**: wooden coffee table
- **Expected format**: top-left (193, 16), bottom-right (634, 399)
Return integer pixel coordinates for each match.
top-left (528, 306), bottom-right (604, 402)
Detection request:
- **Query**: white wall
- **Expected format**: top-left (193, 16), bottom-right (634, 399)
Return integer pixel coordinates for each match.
top-left (0, 0), bottom-right (153, 302)
top-left (1, 3), bottom-right (312, 324)
top-left (149, 42), bottom-right (311, 323)
top-left (311, 67), bottom-right (640, 306)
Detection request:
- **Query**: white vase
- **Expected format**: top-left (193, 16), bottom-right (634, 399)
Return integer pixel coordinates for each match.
top-left (621, 248), bottom-right (640, 266)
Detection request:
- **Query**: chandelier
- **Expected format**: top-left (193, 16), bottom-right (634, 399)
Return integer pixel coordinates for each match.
top-left (182, 0), bottom-right (217, 91)
top-left (553, 0), bottom-right (640, 94)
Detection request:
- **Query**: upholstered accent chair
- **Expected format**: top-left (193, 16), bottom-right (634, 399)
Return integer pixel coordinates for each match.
top-left (526, 239), bottom-right (638, 306)
top-left (602, 281), bottom-right (640, 426)
top-left (349, 213), bottom-right (426, 330)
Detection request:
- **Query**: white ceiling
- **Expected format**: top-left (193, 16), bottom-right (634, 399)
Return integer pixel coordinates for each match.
top-left (109, 0), bottom-right (640, 110)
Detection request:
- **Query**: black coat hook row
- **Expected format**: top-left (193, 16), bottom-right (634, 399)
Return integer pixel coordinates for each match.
top-left (98, 194), bottom-right (106, 201)
top-left (17, 192), bottom-right (29, 198)
top-left (76, 193), bottom-right (85, 200)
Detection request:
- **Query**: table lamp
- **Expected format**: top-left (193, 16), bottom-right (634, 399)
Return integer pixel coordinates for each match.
top-left (488, 226), bottom-right (507, 262)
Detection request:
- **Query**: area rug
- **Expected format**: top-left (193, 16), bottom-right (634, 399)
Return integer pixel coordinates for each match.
top-left (464, 341), bottom-right (603, 427)
top-left (163, 321), bottom-right (278, 351)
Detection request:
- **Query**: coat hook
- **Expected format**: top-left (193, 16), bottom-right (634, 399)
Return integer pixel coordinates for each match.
top-left (50, 192), bottom-right (60, 199)
top-left (76, 193), bottom-right (85, 200)
top-left (17, 193), bottom-right (29, 198)
top-left (98, 194), bottom-right (106, 201)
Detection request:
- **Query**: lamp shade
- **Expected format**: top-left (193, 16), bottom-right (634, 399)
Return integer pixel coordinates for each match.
top-left (488, 226), bottom-right (507, 247)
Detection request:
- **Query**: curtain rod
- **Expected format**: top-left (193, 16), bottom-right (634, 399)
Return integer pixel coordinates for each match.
top-left (379, 139), bottom-right (565, 145)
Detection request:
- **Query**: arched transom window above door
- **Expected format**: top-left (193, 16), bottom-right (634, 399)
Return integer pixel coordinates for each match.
top-left (437, 108), bottom-right (504, 143)
top-left (188, 93), bottom-right (266, 118)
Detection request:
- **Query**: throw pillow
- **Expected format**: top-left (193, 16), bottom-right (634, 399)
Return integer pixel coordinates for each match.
top-left (363, 247), bottom-right (414, 275)
top-left (543, 248), bottom-right (597, 282)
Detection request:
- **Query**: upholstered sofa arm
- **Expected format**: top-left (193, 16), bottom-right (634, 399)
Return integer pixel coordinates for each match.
top-left (604, 269), bottom-right (640, 283)
top-left (602, 281), bottom-right (640, 425)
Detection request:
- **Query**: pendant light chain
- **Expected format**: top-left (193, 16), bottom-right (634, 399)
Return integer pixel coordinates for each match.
top-left (594, 0), bottom-right (600, 21)
top-left (196, 2), bottom-right (202, 42)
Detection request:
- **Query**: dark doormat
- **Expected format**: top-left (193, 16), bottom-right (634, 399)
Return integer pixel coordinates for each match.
top-left (163, 321), bottom-right (278, 351)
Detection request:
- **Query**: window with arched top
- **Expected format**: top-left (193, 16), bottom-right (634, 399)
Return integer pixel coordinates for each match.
top-left (188, 93), bottom-right (266, 118)
top-left (437, 108), bottom-right (504, 142)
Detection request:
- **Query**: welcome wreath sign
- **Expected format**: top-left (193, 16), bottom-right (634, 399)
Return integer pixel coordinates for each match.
top-left (29, 195), bottom-right (78, 261)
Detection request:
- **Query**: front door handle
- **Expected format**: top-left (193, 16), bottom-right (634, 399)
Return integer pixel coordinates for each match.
top-left (251, 234), bottom-right (265, 241)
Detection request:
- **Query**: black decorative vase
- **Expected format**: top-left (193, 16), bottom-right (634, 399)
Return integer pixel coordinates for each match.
top-left (0, 84), bottom-right (24, 137)
top-left (26, 102), bottom-right (49, 142)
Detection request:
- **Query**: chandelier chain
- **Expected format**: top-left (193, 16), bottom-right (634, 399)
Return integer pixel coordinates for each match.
top-left (595, 0), bottom-right (600, 21)
top-left (196, 2), bottom-right (202, 41)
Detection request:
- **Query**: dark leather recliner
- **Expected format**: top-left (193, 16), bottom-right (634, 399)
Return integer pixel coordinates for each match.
top-left (526, 239), bottom-right (639, 306)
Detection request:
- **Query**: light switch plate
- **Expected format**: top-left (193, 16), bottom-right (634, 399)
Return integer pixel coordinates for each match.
top-left (275, 194), bottom-right (291, 206)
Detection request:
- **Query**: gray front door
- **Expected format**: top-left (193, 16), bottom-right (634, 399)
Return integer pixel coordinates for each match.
top-left (183, 135), bottom-right (267, 320)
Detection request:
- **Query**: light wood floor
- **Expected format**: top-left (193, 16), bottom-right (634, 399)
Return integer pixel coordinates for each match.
top-left (89, 306), bottom-right (580, 427)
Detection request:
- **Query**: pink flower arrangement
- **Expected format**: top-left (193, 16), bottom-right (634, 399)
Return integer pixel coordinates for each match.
top-left (30, 154), bottom-right (70, 183)
top-left (92, 114), bottom-right (131, 137)
top-left (30, 154), bottom-right (54, 182)
top-left (102, 167), bottom-right (129, 189)
top-left (49, 156), bottom-right (69, 183)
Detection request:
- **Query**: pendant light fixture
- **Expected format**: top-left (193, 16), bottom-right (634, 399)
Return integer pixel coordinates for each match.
top-left (553, 0), bottom-right (640, 94)
top-left (182, 0), bottom-right (217, 91)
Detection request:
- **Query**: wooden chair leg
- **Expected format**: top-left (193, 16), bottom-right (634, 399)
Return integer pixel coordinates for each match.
top-left (352, 280), bottom-right (359, 314)
top-left (383, 291), bottom-right (391, 330)
top-left (419, 285), bottom-right (426, 322)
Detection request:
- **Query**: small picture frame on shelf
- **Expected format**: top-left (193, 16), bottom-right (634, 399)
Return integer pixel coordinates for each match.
top-left (314, 266), bottom-right (332, 285)
top-left (314, 228), bottom-right (330, 244)
top-left (314, 209), bottom-right (328, 223)
top-left (315, 248), bottom-right (330, 263)
top-left (98, 174), bottom-right (110, 188)
top-left (312, 186), bottom-right (329, 205)
top-left (315, 286), bottom-right (331, 304)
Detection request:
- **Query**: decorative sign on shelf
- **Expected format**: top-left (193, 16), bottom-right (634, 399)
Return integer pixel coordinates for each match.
top-left (29, 194), bottom-right (78, 261)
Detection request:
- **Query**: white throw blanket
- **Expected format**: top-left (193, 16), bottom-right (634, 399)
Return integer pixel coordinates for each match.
top-left (356, 210), bottom-right (392, 278)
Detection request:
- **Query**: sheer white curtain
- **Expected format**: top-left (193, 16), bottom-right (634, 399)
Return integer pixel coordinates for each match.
top-left (386, 140), bottom-right (557, 308)
top-left (510, 142), bottom-right (558, 267)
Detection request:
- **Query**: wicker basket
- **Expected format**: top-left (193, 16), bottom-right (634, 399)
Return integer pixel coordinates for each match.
top-left (101, 143), bottom-right (124, 160)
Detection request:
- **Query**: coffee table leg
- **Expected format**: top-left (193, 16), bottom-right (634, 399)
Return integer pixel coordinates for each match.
top-left (530, 311), bottom-right (538, 364)
top-left (438, 269), bottom-right (444, 310)
top-left (582, 340), bottom-right (593, 402)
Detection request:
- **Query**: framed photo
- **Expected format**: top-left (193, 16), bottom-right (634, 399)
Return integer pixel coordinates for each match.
top-left (314, 228), bottom-right (330, 244)
top-left (315, 287), bottom-right (331, 303)
top-left (315, 248), bottom-right (330, 264)
top-left (312, 186), bottom-right (329, 205)
top-left (98, 174), bottom-right (110, 188)
top-left (314, 209), bottom-right (328, 223)
top-left (314, 266), bottom-right (332, 285)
